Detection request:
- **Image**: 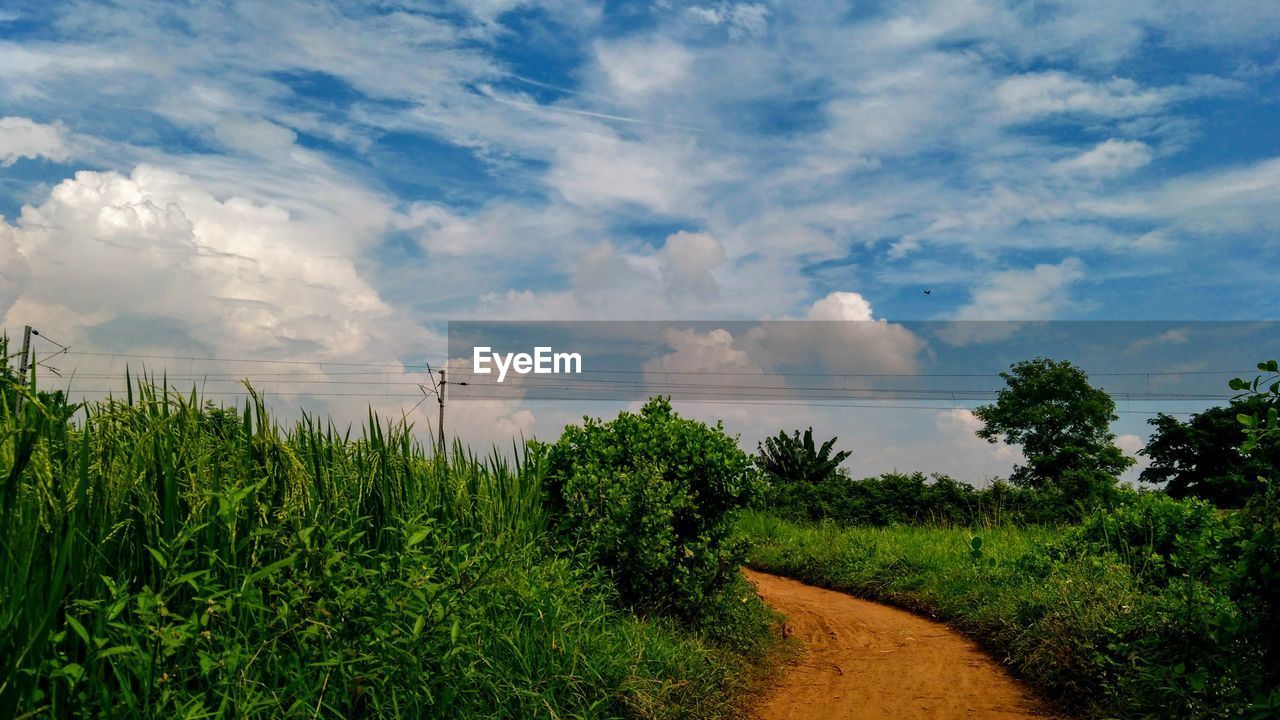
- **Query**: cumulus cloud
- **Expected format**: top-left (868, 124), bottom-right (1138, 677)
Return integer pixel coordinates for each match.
top-left (0, 116), bottom-right (70, 165)
top-left (1, 164), bottom-right (420, 364)
top-left (806, 291), bottom-right (874, 321)
top-left (660, 231), bottom-right (727, 300)
top-left (643, 326), bottom-right (763, 376)
top-left (932, 408), bottom-right (1021, 481)
top-left (741, 291), bottom-right (927, 376)
top-left (0, 223), bottom-right (28, 317)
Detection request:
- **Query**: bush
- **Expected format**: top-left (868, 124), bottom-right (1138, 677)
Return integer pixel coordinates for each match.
top-left (1063, 492), bottom-right (1222, 585)
top-left (541, 398), bottom-right (759, 627)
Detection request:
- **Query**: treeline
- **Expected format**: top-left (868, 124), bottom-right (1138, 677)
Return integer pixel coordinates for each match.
top-left (761, 470), bottom-right (1040, 526)
top-left (756, 358), bottom-right (1280, 525)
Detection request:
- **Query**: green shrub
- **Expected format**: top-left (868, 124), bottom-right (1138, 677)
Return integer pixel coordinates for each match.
top-left (541, 398), bottom-right (759, 627)
top-left (1063, 492), bottom-right (1222, 584)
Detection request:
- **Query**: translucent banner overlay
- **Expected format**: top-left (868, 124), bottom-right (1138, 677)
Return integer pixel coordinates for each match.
top-left (446, 321), bottom-right (1280, 411)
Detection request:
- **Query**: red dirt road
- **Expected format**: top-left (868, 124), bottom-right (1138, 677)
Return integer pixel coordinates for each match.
top-left (745, 569), bottom-right (1060, 720)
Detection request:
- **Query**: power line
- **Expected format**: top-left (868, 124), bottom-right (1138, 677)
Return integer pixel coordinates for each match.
top-left (41, 386), bottom-right (1198, 415)
top-left (58, 349), bottom-right (1261, 379)
top-left (63, 350), bottom-right (434, 369)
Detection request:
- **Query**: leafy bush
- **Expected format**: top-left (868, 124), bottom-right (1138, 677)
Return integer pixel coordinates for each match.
top-left (1062, 492), bottom-right (1222, 584)
top-left (541, 398), bottom-right (760, 627)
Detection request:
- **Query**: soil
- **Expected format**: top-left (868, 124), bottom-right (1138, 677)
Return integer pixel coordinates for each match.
top-left (744, 569), bottom-right (1062, 720)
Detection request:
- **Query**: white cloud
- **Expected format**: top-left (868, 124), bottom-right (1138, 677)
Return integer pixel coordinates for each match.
top-left (547, 132), bottom-right (722, 214)
top-left (994, 72), bottom-right (1171, 121)
top-left (643, 327), bottom-right (763, 375)
top-left (1054, 139), bottom-right (1153, 177)
top-left (1084, 156), bottom-right (1280, 235)
top-left (806, 291), bottom-right (874, 321)
top-left (0, 222), bottom-right (27, 317)
top-left (594, 38), bottom-right (694, 99)
top-left (740, 292), bottom-right (927, 375)
top-left (212, 117), bottom-right (297, 157)
top-left (0, 116), bottom-right (70, 165)
top-left (955, 258), bottom-right (1086, 320)
top-left (660, 230), bottom-right (726, 300)
top-left (686, 3), bottom-right (771, 39)
top-left (2, 164), bottom-right (423, 364)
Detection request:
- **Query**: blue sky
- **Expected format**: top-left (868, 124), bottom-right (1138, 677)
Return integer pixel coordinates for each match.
top-left (1, 1), bottom-right (1278, 479)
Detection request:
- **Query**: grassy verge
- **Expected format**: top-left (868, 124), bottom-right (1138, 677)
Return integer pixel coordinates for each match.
top-left (0, 383), bottom-right (773, 718)
top-left (740, 510), bottom-right (1264, 720)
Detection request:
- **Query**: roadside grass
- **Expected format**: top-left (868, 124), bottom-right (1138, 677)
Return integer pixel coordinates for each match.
top-left (740, 510), bottom-right (1261, 720)
top-left (0, 381), bottom-right (769, 719)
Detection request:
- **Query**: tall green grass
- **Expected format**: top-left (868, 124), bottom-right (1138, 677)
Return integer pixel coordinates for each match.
top-left (0, 378), bottom-right (756, 718)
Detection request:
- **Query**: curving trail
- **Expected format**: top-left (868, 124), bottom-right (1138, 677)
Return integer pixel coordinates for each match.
top-left (745, 569), bottom-right (1061, 720)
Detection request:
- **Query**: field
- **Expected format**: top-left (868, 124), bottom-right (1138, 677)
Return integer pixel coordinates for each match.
top-left (741, 509), bottom-right (1277, 719)
top-left (0, 383), bottom-right (773, 719)
top-left (4, 356), bottom-right (1279, 720)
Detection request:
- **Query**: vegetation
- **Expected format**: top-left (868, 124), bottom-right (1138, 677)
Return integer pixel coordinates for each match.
top-left (1140, 397), bottom-right (1279, 507)
top-left (974, 358), bottom-right (1133, 515)
top-left (743, 359), bottom-right (1280, 719)
top-left (540, 397), bottom-right (773, 650)
top-left (761, 470), bottom-right (1040, 526)
top-left (0, 378), bottom-right (771, 719)
top-left (742, 495), bottom-right (1277, 719)
top-left (755, 427), bottom-right (850, 488)
top-left (8, 333), bottom-right (1279, 719)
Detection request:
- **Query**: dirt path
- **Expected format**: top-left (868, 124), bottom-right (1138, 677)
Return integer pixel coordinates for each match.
top-left (745, 569), bottom-right (1059, 720)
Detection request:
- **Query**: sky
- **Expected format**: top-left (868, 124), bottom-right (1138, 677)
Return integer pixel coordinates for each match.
top-left (1, 1), bottom-right (1278, 483)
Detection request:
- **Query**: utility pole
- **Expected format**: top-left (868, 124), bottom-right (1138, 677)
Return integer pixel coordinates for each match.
top-left (15, 325), bottom-right (31, 412)
top-left (436, 368), bottom-right (446, 456)
top-left (420, 366), bottom-right (466, 457)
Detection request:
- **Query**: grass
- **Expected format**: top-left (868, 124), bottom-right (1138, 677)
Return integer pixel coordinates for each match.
top-left (0, 379), bottom-right (769, 719)
top-left (740, 510), bottom-right (1265, 720)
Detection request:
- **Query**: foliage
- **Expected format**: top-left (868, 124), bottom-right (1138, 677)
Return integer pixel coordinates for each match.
top-left (763, 470), bottom-right (1039, 526)
top-left (974, 357), bottom-right (1133, 513)
top-left (1060, 491), bottom-right (1222, 585)
top-left (755, 427), bottom-right (850, 486)
top-left (1139, 397), bottom-right (1278, 507)
top-left (740, 359), bottom-right (1280, 719)
top-left (0, 383), bottom-right (764, 719)
top-left (541, 398), bottom-right (763, 629)
top-left (742, 511), bottom-right (1264, 719)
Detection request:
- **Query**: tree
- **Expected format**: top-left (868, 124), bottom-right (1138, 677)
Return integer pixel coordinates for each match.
top-left (756, 427), bottom-right (851, 486)
top-left (1139, 397), bottom-right (1278, 507)
top-left (974, 358), bottom-right (1133, 509)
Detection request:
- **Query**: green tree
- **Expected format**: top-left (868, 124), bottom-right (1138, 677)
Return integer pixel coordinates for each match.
top-left (1139, 397), bottom-right (1278, 507)
top-left (974, 357), bottom-right (1133, 510)
top-left (756, 427), bottom-right (851, 486)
